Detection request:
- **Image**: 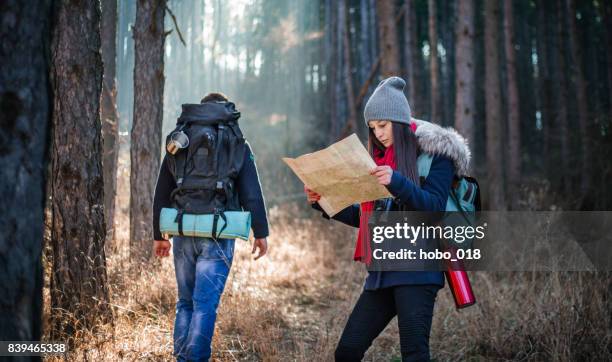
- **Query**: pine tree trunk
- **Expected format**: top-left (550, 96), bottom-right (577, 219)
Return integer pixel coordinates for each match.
top-left (484, 0), bottom-right (506, 210)
top-left (50, 0), bottom-right (111, 338)
top-left (0, 0), bottom-right (51, 344)
top-left (413, 3), bottom-right (427, 118)
top-left (131, 0), bottom-right (167, 259)
top-left (341, 0), bottom-right (358, 135)
top-left (603, 1), bottom-right (612, 111)
top-left (404, 0), bottom-right (420, 113)
top-left (454, 0), bottom-right (475, 146)
top-left (326, 0), bottom-right (339, 142)
top-left (360, 0), bottom-right (371, 85)
top-left (428, 0), bottom-right (439, 122)
top-left (503, 0), bottom-right (521, 209)
top-left (376, 0), bottom-right (401, 77)
top-left (514, 0), bottom-right (537, 162)
top-left (565, 0), bottom-right (590, 199)
top-left (369, 0), bottom-right (378, 64)
top-left (101, 0), bottom-right (120, 245)
top-left (555, 0), bottom-right (571, 196)
top-left (536, 0), bottom-right (553, 183)
top-left (440, 1), bottom-right (455, 126)
top-left (335, 0), bottom-right (345, 138)
top-left (117, 0), bottom-right (136, 131)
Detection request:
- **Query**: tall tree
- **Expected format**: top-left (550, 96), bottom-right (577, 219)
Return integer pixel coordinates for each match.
top-left (50, 0), bottom-right (111, 337)
top-left (503, 0), bottom-right (521, 209)
top-left (101, 0), bottom-right (120, 245)
top-left (603, 1), bottom-right (612, 111)
top-left (340, 0), bottom-right (358, 135)
top-left (376, 0), bottom-right (401, 77)
top-left (428, 0), bottom-right (440, 122)
top-left (536, 0), bottom-right (554, 183)
top-left (555, 0), bottom-right (571, 195)
top-left (334, 0), bottom-right (345, 138)
top-left (131, 0), bottom-right (167, 259)
top-left (325, 0), bottom-right (339, 141)
top-left (117, 0), bottom-right (136, 132)
top-left (360, 0), bottom-right (372, 86)
top-left (441, 1), bottom-right (456, 126)
top-left (454, 0), bottom-right (476, 145)
top-left (484, 0), bottom-right (506, 209)
top-left (565, 0), bottom-right (590, 200)
top-left (0, 0), bottom-right (52, 344)
top-left (404, 0), bottom-right (422, 115)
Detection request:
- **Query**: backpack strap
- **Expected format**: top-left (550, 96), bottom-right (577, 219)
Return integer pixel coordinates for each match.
top-left (449, 189), bottom-right (472, 225)
top-left (174, 209), bottom-right (185, 236)
top-left (214, 124), bottom-right (225, 170)
top-left (417, 152), bottom-right (469, 217)
top-left (416, 153), bottom-right (434, 185)
top-left (211, 209), bottom-right (228, 241)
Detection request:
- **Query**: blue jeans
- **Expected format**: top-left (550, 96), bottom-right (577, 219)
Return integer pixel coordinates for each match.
top-left (172, 236), bottom-right (235, 361)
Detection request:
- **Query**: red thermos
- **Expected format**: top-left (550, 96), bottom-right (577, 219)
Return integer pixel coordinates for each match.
top-left (445, 248), bottom-right (476, 309)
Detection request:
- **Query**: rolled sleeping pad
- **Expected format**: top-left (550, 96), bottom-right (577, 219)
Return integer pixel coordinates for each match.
top-left (159, 208), bottom-right (251, 241)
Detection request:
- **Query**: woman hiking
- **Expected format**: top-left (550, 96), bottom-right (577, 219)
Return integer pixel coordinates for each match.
top-left (305, 76), bottom-right (471, 361)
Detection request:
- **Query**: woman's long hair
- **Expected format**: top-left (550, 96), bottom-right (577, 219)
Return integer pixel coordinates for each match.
top-left (368, 122), bottom-right (419, 185)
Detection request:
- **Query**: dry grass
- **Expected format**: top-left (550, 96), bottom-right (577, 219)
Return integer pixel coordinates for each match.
top-left (42, 147), bottom-right (611, 361)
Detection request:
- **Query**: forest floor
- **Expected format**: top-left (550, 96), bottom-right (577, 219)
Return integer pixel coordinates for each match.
top-left (42, 148), bottom-right (611, 361)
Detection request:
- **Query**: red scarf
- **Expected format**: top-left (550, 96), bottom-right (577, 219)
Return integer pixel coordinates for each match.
top-left (354, 122), bottom-right (417, 264)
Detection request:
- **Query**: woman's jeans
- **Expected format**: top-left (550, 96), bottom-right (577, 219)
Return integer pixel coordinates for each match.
top-left (172, 236), bottom-right (235, 362)
top-left (335, 284), bottom-right (440, 362)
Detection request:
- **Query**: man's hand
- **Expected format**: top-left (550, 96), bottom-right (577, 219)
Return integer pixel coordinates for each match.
top-left (252, 238), bottom-right (268, 260)
top-left (371, 165), bottom-right (393, 186)
top-left (154, 240), bottom-right (171, 257)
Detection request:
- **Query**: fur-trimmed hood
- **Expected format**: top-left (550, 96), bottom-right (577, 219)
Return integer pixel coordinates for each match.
top-left (410, 118), bottom-right (471, 176)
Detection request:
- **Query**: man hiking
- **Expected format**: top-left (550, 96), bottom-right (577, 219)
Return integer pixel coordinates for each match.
top-left (152, 92), bottom-right (269, 361)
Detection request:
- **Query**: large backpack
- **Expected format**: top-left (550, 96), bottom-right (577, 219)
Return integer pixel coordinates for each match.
top-left (165, 101), bottom-right (246, 235)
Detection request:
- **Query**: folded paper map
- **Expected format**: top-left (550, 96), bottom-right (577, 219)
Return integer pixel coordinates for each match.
top-left (282, 133), bottom-right (392, 216)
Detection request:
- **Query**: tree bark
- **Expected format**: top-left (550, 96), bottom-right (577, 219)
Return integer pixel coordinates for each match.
top-left (441, 1), bottom-right (455, 127)
top-left (50, 0), bottom-right (111, 338)
top-left (335, 0), bottom-right (345, 138)
top-left (404, 0), bottom-right (421, 114)
top-left (369, 0), bottom-right (378, 65)
top-left (0, 0), bottom-right (52, 345)
top-left (117, 0), bottom-right (136, 131)
top-left (131, 0), bottom-right (167, 259)
top-left (565, 0), bottom-right (590, 199)
top-left (503, 0), bottom-right (521, 209)
top-left (325, 0), bottom-right (339, 142)
top-left (484, 0), bottom-right (506, 210)
top-left (536, 0), bottom-right (554, 184)
top-left (603, 1), bottom-right (612, 111)
top-left (454, 0), bottom-right (476, 147)
top-left (428, 0), bottom-right (439, 122)
top-left (376, 0), bottom-right (401, 77)
top-left (555, 0), bottom-right (571, 196)
top-left (101, 0), bottom-right (120, 245)
top-left (360, 0), bottom-right (371, 85)
top-left (340, 0), bottom-right (358, 136)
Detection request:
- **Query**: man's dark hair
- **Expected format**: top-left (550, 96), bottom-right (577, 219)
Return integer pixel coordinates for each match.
top-left (201, 92), bottom-right (229, 103)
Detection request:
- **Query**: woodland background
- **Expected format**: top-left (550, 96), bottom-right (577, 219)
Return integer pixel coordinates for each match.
top-left (1, 0), bottom-right (611, 361)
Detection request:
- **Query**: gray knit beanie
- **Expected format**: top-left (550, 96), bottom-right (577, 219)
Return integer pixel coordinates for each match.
top-left (363, 76), bottom-right (411, 126)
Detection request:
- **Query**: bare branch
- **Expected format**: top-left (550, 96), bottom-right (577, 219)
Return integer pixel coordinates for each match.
top-left (165, 5), bottom-right (186, 46)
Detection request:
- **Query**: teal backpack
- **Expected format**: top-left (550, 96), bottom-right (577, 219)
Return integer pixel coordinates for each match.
top-left (417, 153), bottom-right (481, 247)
